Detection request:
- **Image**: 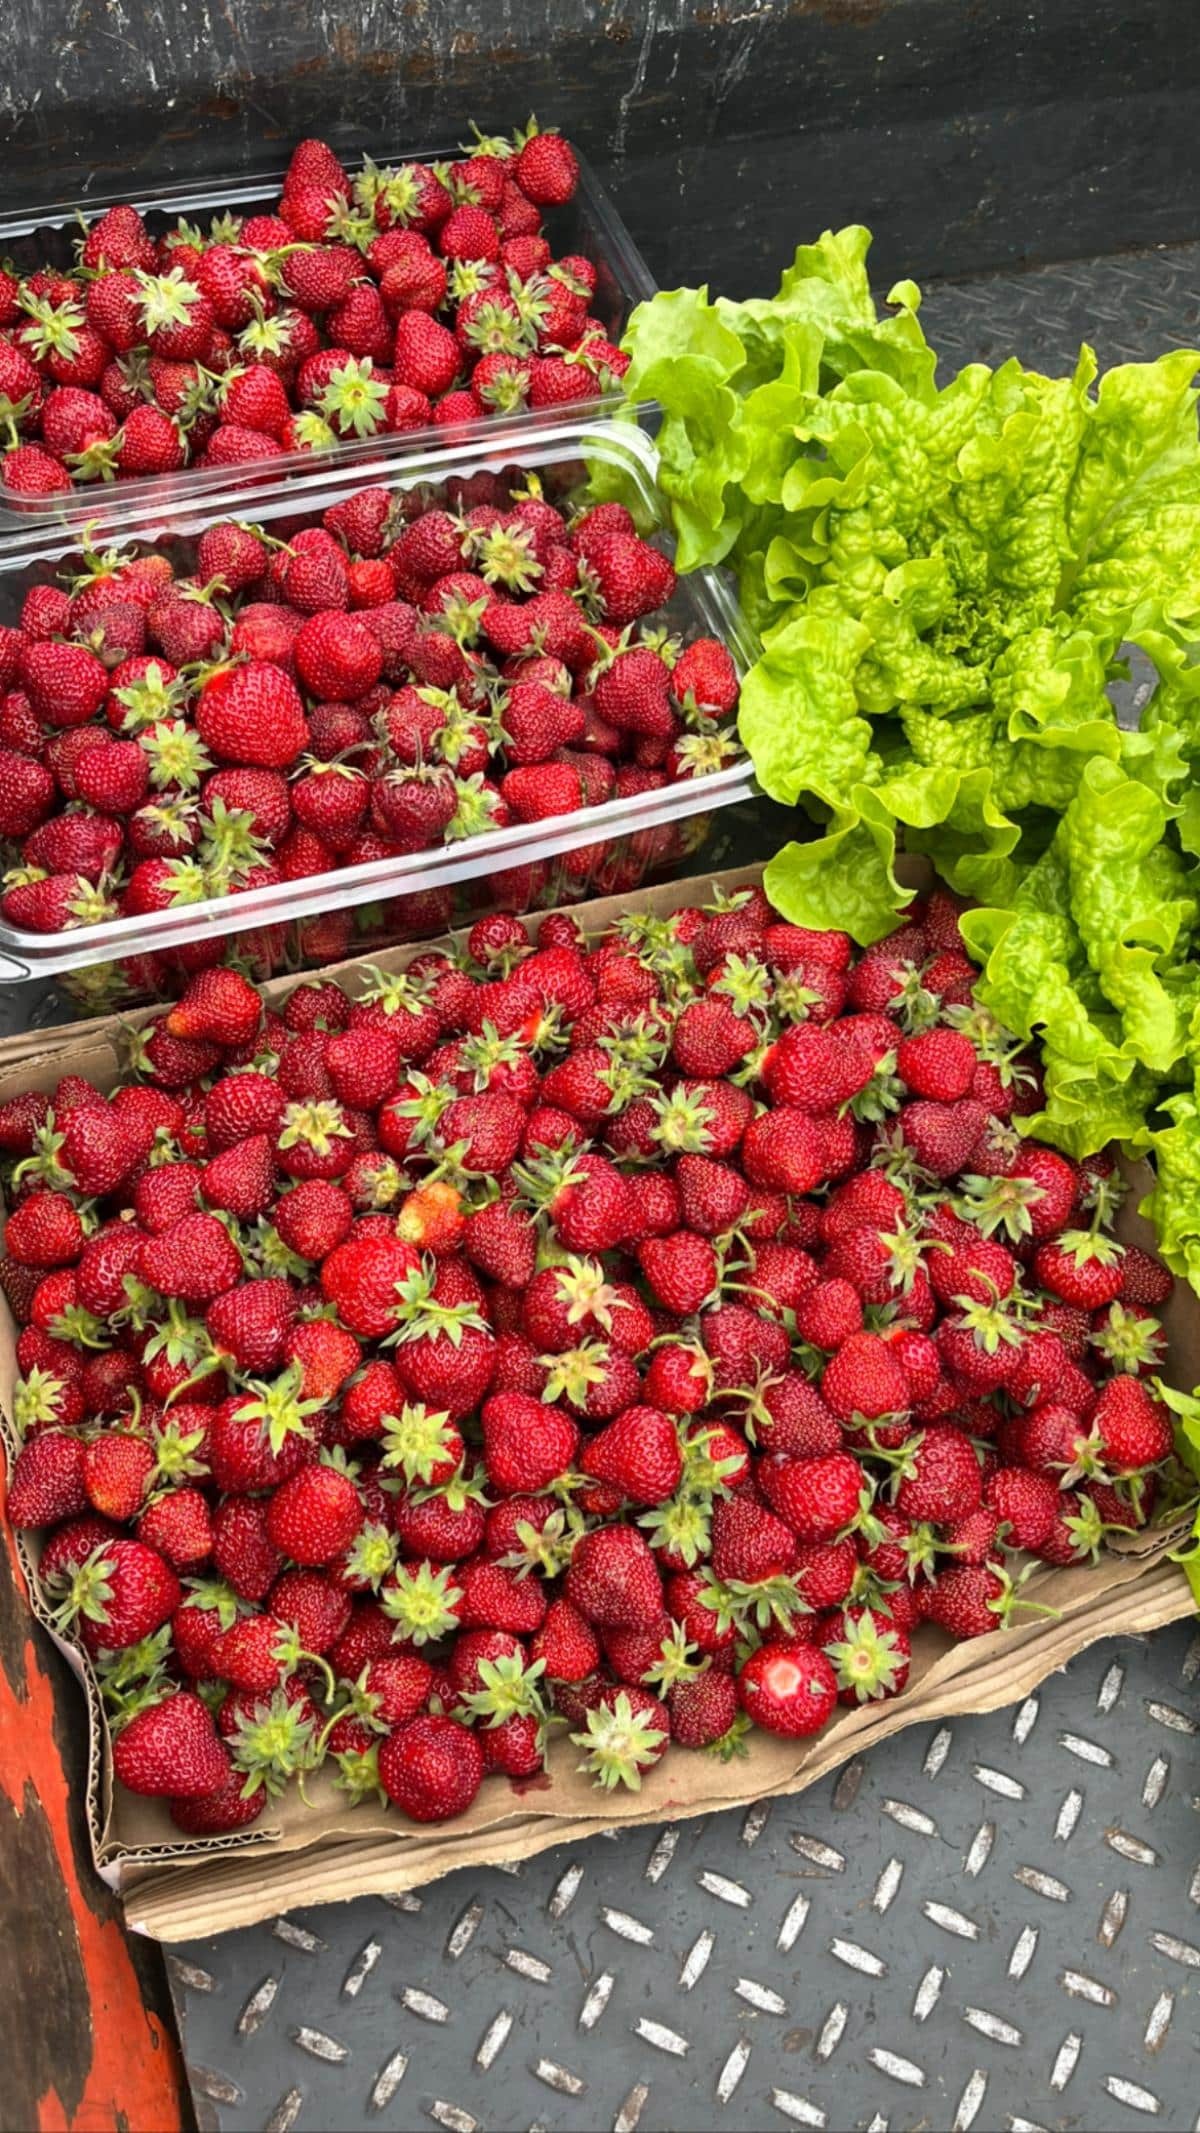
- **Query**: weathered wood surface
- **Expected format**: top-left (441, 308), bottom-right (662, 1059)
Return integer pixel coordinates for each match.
top-left (0, 1444), bottom-right (187, 2133)
top-left (0, 0), bottom-right (1196, 292)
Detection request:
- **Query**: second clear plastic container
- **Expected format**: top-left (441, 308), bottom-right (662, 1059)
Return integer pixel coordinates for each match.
top-left (0, 139), bottom-right (655, 535)
top-left (0, 417), bottom-right (759, 1011)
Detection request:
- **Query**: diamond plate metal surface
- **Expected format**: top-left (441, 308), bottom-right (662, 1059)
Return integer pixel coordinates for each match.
top-left (172, 1624), bottom-right (1200, 2133)
top-left (921, 240), bottom-right (1200, 375)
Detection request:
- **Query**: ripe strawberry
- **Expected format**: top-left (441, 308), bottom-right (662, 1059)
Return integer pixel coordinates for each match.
top-left (895, 1028), bottom-right (976, 1101)
top-left (112, 1690), bottom-right (230, 1798)
top-left (1119, 1245), bottom-right (1173, 1308)
top-left (894, 1425), bottom-right (982, 1523)
top-left (82, 1431), bottom-right (154, 1521)
top-left (266, 1464), bottom-right (364, 1564)
top-left (531, 1596), bottom-right (600, 1681)
top-left (759, 1450), bottom-right (864, 1542)
top-left (1089, 1376), bottom-right (1173, 1473)
top-left (898, 1098), bottom-right (987, 1178)
top-left (137, 1487), bottom-right (213, 1570)
top-left (741, 1109), bottom-right (828, 1194)
top-left (211, 1499), bottom-right (284, 1602)
top-left (632, 1220), bottom-right (718, 1313)
top-left (51, 1536), bottom-right (181, 1652)
top-left (480, 1390), bottom-right (578, 1495)
top-left (196, 661), bottom-right (309, 769)
top-left (667, 1669), bottom-right (740, 1751)
top-left (140, 1213), bottom-right (242, 1303)
top-left (565, 1524), bottom-right (663, 1628)
top-left (1033, 1231), bottom-right (1125, 1309)
top-left (737, 1641), bottom-right (837, 1737)
top-left (924, 1563), bottom-right (1010, 1639)
top-left (822, 1605), bottom-right (912, 1705)
top-left (580, 1404), bottom-right (683, 1506)
top-left (378, 1711), bottom-right (484, 1822)
top-left (6, 1191), bottom-right (85, 1269)
top-left (821, 1333), bottom-right (908, 1424)
top-left (170, 1771), bottom-right (268, 1835)
top-left (6, 1429), bottom-right (88, 1526)
top-left (709, 1495), bottom-right (798, 1584)
top-left (984, 1466), bottom-right (1059, 1550)
top-left (166, 967), bottom-right (262, 1047)
top-left (795, 1277), bottom-right (863, 1350)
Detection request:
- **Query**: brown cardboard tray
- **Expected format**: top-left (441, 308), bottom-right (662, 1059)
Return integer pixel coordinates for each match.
top-left (0, 862), bottom-right (1192, 1942)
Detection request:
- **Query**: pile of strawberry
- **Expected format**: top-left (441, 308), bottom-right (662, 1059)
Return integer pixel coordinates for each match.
top-left (0, 124), bottom-right (627, 502)
top-left (0, 879), bottom-right (1179, 1832)
top-left (0, 476), bottom-right (742, 966)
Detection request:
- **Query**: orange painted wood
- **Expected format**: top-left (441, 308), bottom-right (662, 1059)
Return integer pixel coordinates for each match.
top-left (0, 1442), bottom-right (188, 2133)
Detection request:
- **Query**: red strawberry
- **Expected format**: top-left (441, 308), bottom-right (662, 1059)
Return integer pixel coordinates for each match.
top-left (759, 1450), bottom-right (864, 1542)
top-left (378, 1712), bottom-right (484, 1822)
top-left (112, 1689), bottom-right (230, 1798)
top-left (737, 1641), bottom-right (837, 1737)
top-left (565, 1525), bottom-right (663, 1628)
top-left (266, 1464), bottom-right (364, 1564)
top-left (580, 1405), bottom-right (683, 1506)
top-left (1033, 1231), bottom-right (1125, 1309)
top-left (1088, 1376), bottom-right (1172, 1473)
top-left (480, 1390), bottom-right (578, 1495)
top-left (894, 1425), bottom-right (982, 1523)
top-left (6, 1429), bottom-right (88, 1526)
top-left (50, 1537), bottom-right (181, 1652)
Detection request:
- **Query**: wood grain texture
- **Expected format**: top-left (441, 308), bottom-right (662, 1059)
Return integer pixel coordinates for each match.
top-left (0, 0), bottom-right (1196, 288)
top-left (0, 1447), bottom-right (187, 2133)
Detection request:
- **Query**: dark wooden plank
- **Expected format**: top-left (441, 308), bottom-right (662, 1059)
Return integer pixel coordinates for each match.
top-left (0, 1447), bottom-right (188, 2133)
top-left (0, 0), bottom-right (1195, 290)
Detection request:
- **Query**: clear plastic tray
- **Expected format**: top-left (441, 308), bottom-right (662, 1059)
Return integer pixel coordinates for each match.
top-left (0, 417), bottom-right (758, 983)
top-left (0, 139), bottom-right (655, 534)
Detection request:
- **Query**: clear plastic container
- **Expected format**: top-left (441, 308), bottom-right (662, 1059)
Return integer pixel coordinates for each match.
top-left (0, 417), bottom-right (758, 987)
top-left (0, 139), bottom-right (655, 534)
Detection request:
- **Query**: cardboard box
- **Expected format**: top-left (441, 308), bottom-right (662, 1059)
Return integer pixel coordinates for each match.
top-left (0, 864), bottom-right (1193, 1942)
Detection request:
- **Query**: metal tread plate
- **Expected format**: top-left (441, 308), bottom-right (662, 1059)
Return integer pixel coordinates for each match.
top-left (125, 237), bottom-right (1200, 2130)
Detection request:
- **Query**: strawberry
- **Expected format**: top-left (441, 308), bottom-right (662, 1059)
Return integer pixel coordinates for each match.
top-left (795, 1278), bottom-right (863, 1350)
top-left (924, 1563), bottom-right (1011, 1638)
top-left (170, 1772), bottom-right (268, 1835)
top-left (112, 1689), bottom-right (230, 1797)
top-left (480, 1390), bottom-right (578, 1494)
top-left (895, 1028), bottom-right (977, 1101)
top-left (1033, 1231), bottom-right (1125, 1309)
top-left (580, 1404), bottom-right (683, 1506)
top-left (137, 1487), bottom-right (213, 1570)
top-left (737, 1641), bottom-right (837, 1737)
top-left (530, 1596), bottom-right (599, 1681)
top-left (821, 1604), bottom-right (912, 1704)
top-left (637, 1232), bottom-right (717, 1315)
top-left (50, 1537), bottom-right (181, 1652)
top-left (565, 1524), bottom-right (663, 1628)
top-left (1088, 1376), bottom-right (1173, 1473)
top-left (821, 1333), bottom-right (909, 1425)
top-left (6, 1191), bottom-right (85, 1269)
top-left (82, 1431), bottom-right (154, 1521)
top-left (898, 1098), bottom-right (987, 1178)
top-left (1119, 1245), bottom-right (1173, 1308)
top-left (378, 1712), bottom-right (484, 1821)
top-left (894, 1425), bottom-right (982, 1523)
top-left (140, 1213), bottom-right (243, 1303)
top-left (741, 1109), bottom-right (828, 1194)
top-left (759, 1450), bottom-right (864, 1542)
top-left (667, 1669), bottom-right (741, 1751)
top-left (6, 1429), bottom-right (88, 1526)
top-left (195, 661), bottom-right (309, 769)
top-left (983, 1466), bottom-right (1059, 1550)
top-left (266, 1464), bottom-right (364, 1564)
top-left (211, 1499), bottom-right (284, 1602)
top-left (166, 967), bottom-right (262, 1047)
